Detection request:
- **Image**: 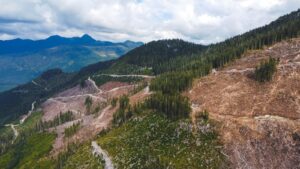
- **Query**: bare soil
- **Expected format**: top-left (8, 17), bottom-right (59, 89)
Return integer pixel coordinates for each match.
top-left (42, 78), bottom-right (150, 155)
top-left (187, 38), bottom-right (300, 169)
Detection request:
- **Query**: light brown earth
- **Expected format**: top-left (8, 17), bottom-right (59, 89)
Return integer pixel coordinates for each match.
top-left (187, 38), bottom-right (300, 169)
top-left (42, 77), bottom-right (151, 155)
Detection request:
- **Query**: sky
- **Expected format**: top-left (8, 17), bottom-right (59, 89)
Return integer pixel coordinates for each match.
top-left (0, 0), bottom-right (299, 44)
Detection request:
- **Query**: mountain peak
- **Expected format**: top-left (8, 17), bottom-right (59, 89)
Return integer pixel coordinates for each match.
top-left (81, 34), bottom-right (95, 42)
top-left (47, 35), bottom-right (63, 40)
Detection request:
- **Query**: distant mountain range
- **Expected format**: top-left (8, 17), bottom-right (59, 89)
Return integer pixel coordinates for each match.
top-left (0, 34), bottom-right (143, 92)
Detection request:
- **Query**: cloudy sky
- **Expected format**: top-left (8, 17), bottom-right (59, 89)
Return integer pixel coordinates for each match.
top-left (0, 0), bottom-right (299, 44)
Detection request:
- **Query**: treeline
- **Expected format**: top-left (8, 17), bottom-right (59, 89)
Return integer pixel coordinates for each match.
top-left (112, 95), bottom-right (143, 126)
top-left (147, 72), bottom-right (193, 120)
top-left (121, 39), bottom-right (206, 68)
top-left (145, 92), bottom-right (191, 120)
top-left (255, 57), bottom-right (279, 82)
top-left (115, 10), bottom-right (300, 76)
top-left (92, 75), bottom-right (142, 86)
top-left (150, 72), bottom-right (195, 94)
top-left (35, 111), bottom-right (75, 130)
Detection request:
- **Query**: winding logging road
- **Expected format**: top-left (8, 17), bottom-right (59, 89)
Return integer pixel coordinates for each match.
top-left (92, 141), bottom-right (114, 169)
top-left (4, 101), bottom-right (36, 143)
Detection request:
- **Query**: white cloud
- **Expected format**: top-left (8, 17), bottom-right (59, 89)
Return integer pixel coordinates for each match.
top-left (0, 0), bottom-right (299, 44)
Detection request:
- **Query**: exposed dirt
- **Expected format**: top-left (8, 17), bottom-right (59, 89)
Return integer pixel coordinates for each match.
top-left (129, 86), bottom-right (152, 105)
top-left (42, 77), bottom-right (151, 155)
top-left (99, 81), bottom-right (129, 91)
top-left (187, 38), bottom-right (300, 169)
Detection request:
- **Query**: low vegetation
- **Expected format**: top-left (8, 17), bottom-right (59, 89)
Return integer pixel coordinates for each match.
top-left (85, 96), bottom-right (93, 114)
top-left (145, 92), bottom-right (191, 120)
top-left (110, 98), bottom-right (118, 107)
top-left (0, 133), bottom-right (56, 169)
top-left (0, 127), bottom-right (14, 154)
top-left (36, 111), bottom-right (75, 130)
top-left (254, 57), bottom-right (279, 82)
top-left (64, 122), bottom-right (81, 138)
top-left (98, 112), bottom-right (225, 169)
top-left (61, 143), bottom-right (104, 169)
top-left (113, 95), bottom-right (134, 126)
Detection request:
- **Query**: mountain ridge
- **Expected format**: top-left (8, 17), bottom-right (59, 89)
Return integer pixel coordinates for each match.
top-left (0, 34), bottom-right (143, 92)
top-left (0, 34), bottom-right (143, 55)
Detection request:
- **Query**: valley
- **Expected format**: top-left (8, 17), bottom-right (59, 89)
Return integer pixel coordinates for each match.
top-left (0, 8), bottom-right (300, 169)
top-left (0, 35), bottom-right (142, 92)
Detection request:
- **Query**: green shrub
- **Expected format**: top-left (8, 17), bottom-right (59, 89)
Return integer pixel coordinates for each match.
top-left (85, 96), bottom-right (93, 113)
top-left (110, 98), bottom-right (118, 107)
top-left (36, 111), bottom-right (75, 130)
top-left (64, 122), bottom-right (81, 138)
top-left (254, 57), bottom-right (279, 82)
top-left (196, 110), bottom-right (209, 122)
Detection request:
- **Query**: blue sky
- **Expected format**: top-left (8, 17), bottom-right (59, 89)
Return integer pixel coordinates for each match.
top-left (0, 0), bottom-right (299, 44)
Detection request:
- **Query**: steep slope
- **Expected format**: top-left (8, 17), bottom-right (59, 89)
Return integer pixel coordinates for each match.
top-left (0, 39), bottom-right (201, 125)
top-left (0, 34), bottom-right (142, 92)
top-left (187, 38), bottom-right (300, 168)
top-left (0, 9), bottom-right (300, 169)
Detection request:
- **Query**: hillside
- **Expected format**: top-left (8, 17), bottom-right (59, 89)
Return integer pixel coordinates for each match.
top-left (0, 34), bottom-right (142, 92)
top-left (187, 38), bottom-right (300, 168)
top-left (0, 9), bottom-right (300, 169)
top-left (0, 39), bottom-right (203, 126)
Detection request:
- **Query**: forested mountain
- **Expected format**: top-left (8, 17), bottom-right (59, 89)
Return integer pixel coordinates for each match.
top-left (0, 34), bottom-right (142, 92)
top-left (0, 8), bottom-right (300, 169)
top-left (0, 9), bottom-right (299, 126)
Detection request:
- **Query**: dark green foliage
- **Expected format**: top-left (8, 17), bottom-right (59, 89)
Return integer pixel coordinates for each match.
top-left (85, 96), bottom-right (93, 113)
top-left (36, 111), bottom-right (75, 130)
top-left (254, 57), bottom-right (279, 82)
top-left (92, 75), bottom-right (142, 86)
top-left (146, 92), bottom-right (191, 120)
top-left (110, 98), bottom-right (118, 107)
top-left (112, 95), bottom-right (145, 126)
top-left (149, 72), bottom-right (192, 120)
top-left (119, 95), bottom-right (129, 110)
top-left (196, 110), bottom-right (209, 122)
top-left (64, 122), bottom-right (81, 138)
top-left (120, 39), bottom-right (206, 70)
top-left (150, 71), bottom-right (194, 94)
top-left (41, 69), bottom-right (63, 80)
top-left (113, 95), bottom-right (131, 126)
top-left (1, 9), bottom-right (300, 125)
top-left (79, 80), bottom-right (86, 88)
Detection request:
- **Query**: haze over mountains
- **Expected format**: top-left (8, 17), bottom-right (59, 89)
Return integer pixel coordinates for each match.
top-left (0, 34), bottom-right (142, 92)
